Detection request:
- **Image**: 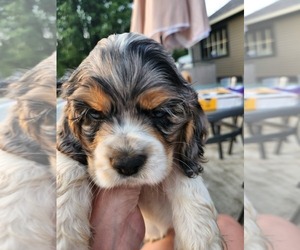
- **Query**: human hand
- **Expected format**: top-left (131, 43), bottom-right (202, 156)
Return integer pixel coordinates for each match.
top-left (90, 186), bottom-right (145, 250)
top-left (90, 189), bottom-right (244, 250)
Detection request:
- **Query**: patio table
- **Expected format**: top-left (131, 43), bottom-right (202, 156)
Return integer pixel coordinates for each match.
top-left (205, 105), bottom-right (244, 159)
top-left (244, 103), bottom-right (300, 159)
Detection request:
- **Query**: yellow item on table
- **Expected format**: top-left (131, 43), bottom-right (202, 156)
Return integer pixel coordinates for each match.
top-left (244, 87), bottom-right (298, 110)
top-left (198, 87), bottom-right (243, 111)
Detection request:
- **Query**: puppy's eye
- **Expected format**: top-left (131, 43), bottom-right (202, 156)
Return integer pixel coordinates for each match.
top-left (151, 109), bottom-right (167, 119)
top-left (87, 109), bottom-right (104, 121)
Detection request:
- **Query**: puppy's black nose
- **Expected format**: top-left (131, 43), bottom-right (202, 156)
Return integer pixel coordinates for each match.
top-left (112, 154), bottom-right (147, 176)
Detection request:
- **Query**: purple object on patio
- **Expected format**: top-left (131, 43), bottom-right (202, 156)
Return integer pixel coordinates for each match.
top-left (275, 86), bottom-right (300, 95)
top-left (228, 86), bottom-right (244, 95)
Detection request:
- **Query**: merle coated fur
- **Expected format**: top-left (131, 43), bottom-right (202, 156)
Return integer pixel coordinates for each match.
top-left (57, 33), bottom-right (207, 177)
top-left (0, 54), bottom-right (56, 166)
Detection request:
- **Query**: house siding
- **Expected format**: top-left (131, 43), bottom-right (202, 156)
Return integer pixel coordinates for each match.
top-left (192, 14), bottom-right (244, 83)
top-left (245, 11), bottom-right (300, 82)
top-left (214, 15), bottom-right (244, 78)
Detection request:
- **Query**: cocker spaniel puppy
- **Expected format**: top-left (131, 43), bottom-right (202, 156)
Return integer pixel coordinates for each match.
top-left (57, 33), bottom-right (223, 250)
top-left (0, 54), bottom-right (56, 249)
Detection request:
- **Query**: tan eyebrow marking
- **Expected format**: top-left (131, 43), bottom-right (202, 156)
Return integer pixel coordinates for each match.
top-left (71, 80), bottom-right (111, 113)
top-left (185, 120), bottom-right (195, 143)
top-left (138, 88), bottom-right (174, 110)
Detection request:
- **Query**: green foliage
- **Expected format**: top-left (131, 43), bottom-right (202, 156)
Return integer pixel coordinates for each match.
top-left (57, 0), bottom-right (132, 77)
top-left (172, 48), bottom-right (188, 62)
top-left (0, 0), bottom-right (56, 78)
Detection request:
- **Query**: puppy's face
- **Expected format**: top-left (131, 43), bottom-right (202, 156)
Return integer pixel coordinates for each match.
top-left (0, 53), bottom-right (56, 166)
top-left (58, 33), bottom-right (207, 188)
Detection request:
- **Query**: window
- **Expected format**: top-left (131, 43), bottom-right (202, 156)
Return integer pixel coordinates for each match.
top-left (201, 26), bottom-right (228, 60)
top-left (245, 27), bottom-right (274, 58)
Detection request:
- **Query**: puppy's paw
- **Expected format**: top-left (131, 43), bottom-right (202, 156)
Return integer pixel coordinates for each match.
top-left (144, 233), bottom-right (168, 243)
top-left (144, 236), bottom-right (163, 243)
top-left (144, 227), bottom-right (169, 243)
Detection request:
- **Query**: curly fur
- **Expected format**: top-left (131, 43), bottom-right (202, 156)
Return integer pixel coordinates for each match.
top-left (56, 151), bottom-right (92, 250)
top-left (57, 33), bottom-right (223, 250)
top-left (0, 54), bottom-right (56, 249)
top-left (0, 54), bottom-right (56, 166)
top-left (0, 150), bottom-right (55, 249)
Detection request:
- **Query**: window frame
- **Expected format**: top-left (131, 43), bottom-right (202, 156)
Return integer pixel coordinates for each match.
top-left (245, 24), bottom-right (276, 59)
top-left (200, 24), bottom-right (229, 61)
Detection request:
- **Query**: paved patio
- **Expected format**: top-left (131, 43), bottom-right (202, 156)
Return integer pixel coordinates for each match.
top-left (204, 116), bottom-right (300, 226)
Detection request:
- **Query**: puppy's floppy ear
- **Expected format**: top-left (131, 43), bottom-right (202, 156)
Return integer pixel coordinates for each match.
top-left (60, 68), bottom-right (86, 98)
top-left (57, 113), bottom-right (88, 165)
top-left (57, 69), bottom-right (88, 164)
top-left (175, 89), bottom-right (208, 178)
top-left (57, 70), bottom-right (73, 97)
top-left (61, 80), bottom-right (79, 98)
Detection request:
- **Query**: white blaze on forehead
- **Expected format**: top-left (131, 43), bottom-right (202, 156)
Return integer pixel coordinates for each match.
top-left (90, 116), bottom-right (172, 188)
top-left (114, 115), bottom-right (150, 135)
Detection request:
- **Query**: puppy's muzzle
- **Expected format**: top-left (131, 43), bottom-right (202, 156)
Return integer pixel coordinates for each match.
top-left (111, 152), bottom-right (147, 176)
